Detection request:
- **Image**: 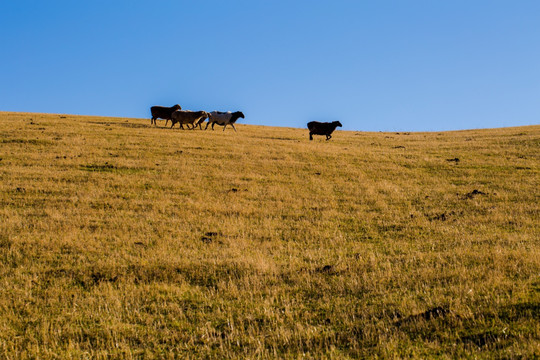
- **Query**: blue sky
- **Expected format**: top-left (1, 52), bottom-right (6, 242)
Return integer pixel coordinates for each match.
top-left (1, 1), bottom-right (539, 131)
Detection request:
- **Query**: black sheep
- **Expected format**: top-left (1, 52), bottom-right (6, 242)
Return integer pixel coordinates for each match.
top-left (150, 104), bottom-right (182, 126)
top-left (307, 121), bottom-right (342, 140)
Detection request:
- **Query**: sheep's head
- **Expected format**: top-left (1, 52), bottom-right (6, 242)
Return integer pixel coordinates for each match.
top-left (335, 121), bottom-right (343, 127)
top-left (237, 111), bottom-right (245, 119)
top-left (173, 104), bottom-right (182, 110)
top-left (197, 111), bottom-right (208, 121)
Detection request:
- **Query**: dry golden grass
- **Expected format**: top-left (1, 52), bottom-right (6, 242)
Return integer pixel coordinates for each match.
top-left (0, 111), bottom-right (539, 358)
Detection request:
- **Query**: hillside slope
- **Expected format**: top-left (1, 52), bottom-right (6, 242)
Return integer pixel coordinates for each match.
top-left (1, 112), bottom-right (539, 358)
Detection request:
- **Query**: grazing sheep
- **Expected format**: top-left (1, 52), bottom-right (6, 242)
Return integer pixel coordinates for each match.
top-left (150, 104), bottom-right (182, 126)
top-left (205, 111), bottom-right (245, 132)
top-left (170, 110), bottom-right (208, 130)
top-left (307, 121), bottom-right (342, 141)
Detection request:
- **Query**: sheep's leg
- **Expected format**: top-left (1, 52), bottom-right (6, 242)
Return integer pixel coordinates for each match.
top-left (165, 119), bottom-right (169, 127)
top-left (223, 124), bottom-right (227, 131)
top-left (309, 132), bottom-right (313, 140)
top-left (231, 123), bottom-right (237, 132)
top-left (204, 122), bottom-right (210, 130)
top-left (326, 134), bottom-right (331, 140)
top-left (211, 123), bottom-right (215, 130)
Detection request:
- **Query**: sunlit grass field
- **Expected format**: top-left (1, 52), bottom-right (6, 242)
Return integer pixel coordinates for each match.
top-left (0, 112), bottom-right (539, 358)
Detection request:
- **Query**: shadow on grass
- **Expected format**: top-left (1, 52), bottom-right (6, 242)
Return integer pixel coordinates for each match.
top-left (396, 301), bottom-right (539, 351)
top-left (42, 261), bottom-right (255, 290)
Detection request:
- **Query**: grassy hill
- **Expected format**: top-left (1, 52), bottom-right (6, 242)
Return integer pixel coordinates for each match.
top-left (1, 111), bottom-right (539, 358)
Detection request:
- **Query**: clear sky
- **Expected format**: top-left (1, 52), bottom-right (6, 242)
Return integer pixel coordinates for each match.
top-left (1, 1), bottom-right (539, 131)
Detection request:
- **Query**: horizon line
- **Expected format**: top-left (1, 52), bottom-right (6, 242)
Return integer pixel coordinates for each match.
top-left (1, 110), bottom-right (539, 134)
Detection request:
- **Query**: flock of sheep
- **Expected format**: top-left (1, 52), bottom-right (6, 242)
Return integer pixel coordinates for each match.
top-left (150, 104), bottom-right (244, 132)
top-left (150, 104), bottom-right (343, 140)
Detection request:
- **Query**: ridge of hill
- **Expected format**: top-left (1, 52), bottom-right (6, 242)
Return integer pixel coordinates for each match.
top-left (3, 110), bottom-right (539, 132)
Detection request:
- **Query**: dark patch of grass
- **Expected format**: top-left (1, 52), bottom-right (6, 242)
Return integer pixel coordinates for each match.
top-left (0, 235), bottom-right (12, 250)
top-left (178, 262), bottom-right (253, 289)
top-left (463, 189), bottom-right (488, 199)
top-left (377, 224), bottom-right (405, 233)
top-left (79, 164), bottom-right (117, 172)
top-left (43, 261), bottom-right (255, 291)
top-left (79, 164), bottom-right (149, 174)
top-left (253, 136), bottom-right (298, 141)
top-left (201, 232), bottom-right (222, 244)
top-left (117, 122), bottom-right (149, 129)
top-left (459, 328), bottom-right (512, 350)
top-left (85, 121), bottom-right (112, 126)
top-left (426, 210), bottom-right (462, 221)
top-left (1, 138), bottom-right (52, 145)
top-left (500, 301), bottom-right (540, 321)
